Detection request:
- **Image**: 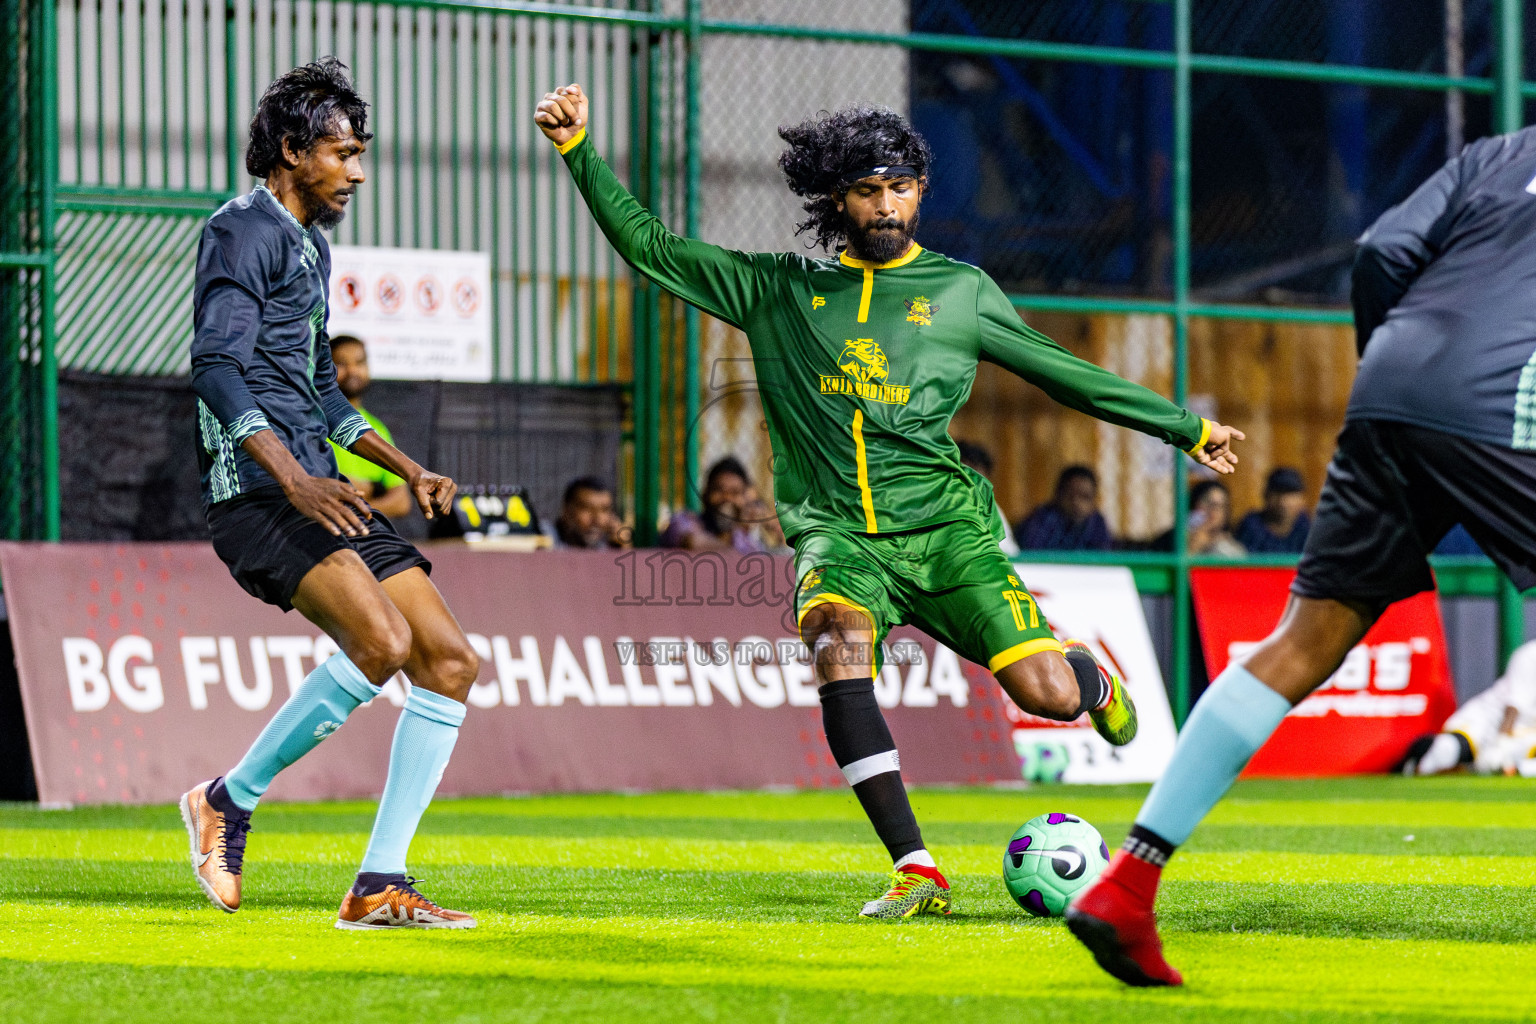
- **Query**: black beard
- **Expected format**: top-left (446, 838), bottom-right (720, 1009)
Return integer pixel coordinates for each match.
top-left (846, 211), bottom-right (918, 263)
top-left (303, 189), bottom-right (350, 230)
top-left (310, 202), bottom-right (346, 230)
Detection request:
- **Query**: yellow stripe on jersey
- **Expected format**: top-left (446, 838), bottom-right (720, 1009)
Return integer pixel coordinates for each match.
top-left (858, 268), bottom-right (873, 323)
top-left (988, 637), bottom-right (1064, 674)
top-left (838, 244), bottom-right (924, 270)
top-left (796, 594), bottom-right (877, 635)
top-left (852, 410), bottom-right (877, 533)
top-left (1183, 416), bottom-right (1212, 456)
top-left (554, 128), bottom-right (588, 155)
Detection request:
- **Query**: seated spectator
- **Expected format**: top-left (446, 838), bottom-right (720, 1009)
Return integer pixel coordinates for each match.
top-left (1154, 480), bottom-right (1245, 555)
top-left (329, 334), bottom-right (412, 520)
top-left (660, 457), bottom-right (768, 553)
top-left (956, 439), bottom-right (1019, 555)
top-left (1403, 640), bottom-right (1536, 776)
top-left (1235, 467), bottom-right (1312, 553)
top-left (549, 477), bottom-right (627, 549)
top-left (1014, 465), bottom-right (1111, 551)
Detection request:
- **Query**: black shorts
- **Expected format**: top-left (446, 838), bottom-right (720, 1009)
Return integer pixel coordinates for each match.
top-left (1294, 419), bottom-right (1536, 612)
top-left (206, 486), bottom-right (430, 611)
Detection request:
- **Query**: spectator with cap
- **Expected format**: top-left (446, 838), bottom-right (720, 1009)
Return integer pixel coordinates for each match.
top-left (1235, 467), bottom-right (1312, 554)
top-left (329, 334), bottom-right (412, 520)
top-left (1014, 465), bottom-right (1113, 551)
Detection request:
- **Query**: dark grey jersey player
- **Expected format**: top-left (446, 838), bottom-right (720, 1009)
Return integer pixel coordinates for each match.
top-left (179, 58), bottom-right (480, 931)
top-left (1071, 126), bottom-right (1536, 986)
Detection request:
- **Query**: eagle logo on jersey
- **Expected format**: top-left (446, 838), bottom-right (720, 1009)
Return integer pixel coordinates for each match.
top-left (819, 338), bottom-right (911, 405)
top-left (838, 338), bottom-right (889, 384)
top-left (799, 568), bottom-right (824, 595)
top-left (905, 296), bottom-right (938, 326)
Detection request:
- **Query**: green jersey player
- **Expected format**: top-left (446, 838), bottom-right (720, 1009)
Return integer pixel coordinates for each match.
top-left (536, 85), bottom-right (1243, 918)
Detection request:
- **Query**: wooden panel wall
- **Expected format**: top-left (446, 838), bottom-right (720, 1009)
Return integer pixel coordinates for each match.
top-left (951, 312), bottom-right (1356, 541)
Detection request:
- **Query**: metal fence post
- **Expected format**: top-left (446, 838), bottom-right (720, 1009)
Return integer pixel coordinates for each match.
top-left (1496, 0), bottom-right (1523, 134)
top-left (628, 0), bottom-right (663, 547)
top-left (683, 0), bottom-right (702, 511)
top-left (1170, 0), bottom-right (1194, 724)
top-left (225, 0), bottom-right (242, 196)
top-left (1496, 0), bottom-right (1525, 668)
top-left (39, 0), bottom-right (59, 540)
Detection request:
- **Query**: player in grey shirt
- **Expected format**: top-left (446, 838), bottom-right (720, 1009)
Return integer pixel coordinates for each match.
top-left (1069, 127), bottom-right (1536, 987)
top-left (180, 58), bottom-right (481, 932)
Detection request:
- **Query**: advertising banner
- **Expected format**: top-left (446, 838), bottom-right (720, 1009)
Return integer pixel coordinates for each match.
top-left (2, 544), bottom-right (1031, 806)
top-left (1190, 567), bottom-right (1457, 775)
top-left (327, 245), bottom-right (492, 381)
top-left (1002, 565), bottom-right (1177, 785)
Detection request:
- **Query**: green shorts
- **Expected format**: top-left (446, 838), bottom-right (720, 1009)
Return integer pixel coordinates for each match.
top-left (792, 517), bottom-right (1061, 674)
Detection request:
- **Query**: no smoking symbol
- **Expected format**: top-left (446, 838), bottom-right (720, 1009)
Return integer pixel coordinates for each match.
top-left (452, 278), bottom-right (479, 317)
top-left (376, 274), bottom-right (404, 314)
top-left (415, 276), bottom-right (443, 315)
top-left (335, 273), bottom-right (364, 312)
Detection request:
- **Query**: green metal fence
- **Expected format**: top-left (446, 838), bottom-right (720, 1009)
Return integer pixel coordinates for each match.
top-left (3, 0), bottom-right (1532, 716)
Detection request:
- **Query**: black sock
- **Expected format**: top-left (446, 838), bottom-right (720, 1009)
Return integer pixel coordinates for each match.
top-left (819, 677), bottom-right (925, 862)
top-left (1064, 646), bottom-right (1109, 717)
top-left (1123, 824), bottom-right (1175, 867)
top-left (352, 871), bottom-right (407, 897)
top-left (205, 776), bottom-right (246, 818)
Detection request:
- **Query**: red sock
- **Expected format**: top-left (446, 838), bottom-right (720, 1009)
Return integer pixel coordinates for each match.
top-left (1101, 849), bottom-right (1162, 908)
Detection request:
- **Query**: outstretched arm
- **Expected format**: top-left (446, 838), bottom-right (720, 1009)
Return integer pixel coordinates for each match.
top-left (535, 84), bottom-right (774, 329)
top-left (976, 272), bottom-right (1243, 473)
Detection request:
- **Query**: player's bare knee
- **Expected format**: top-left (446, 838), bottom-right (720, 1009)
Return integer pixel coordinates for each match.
top-left (351, 617), bottom-right (413, 683)
top-left (1000, 656), bottom-right (1079, 721)
top-left (430, 640), bottom-right (480, 702)
top-left (1037, 660), bottom-right (1082, 720)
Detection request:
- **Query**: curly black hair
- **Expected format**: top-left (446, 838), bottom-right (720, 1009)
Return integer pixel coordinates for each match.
top-left (777, 106), bottom-right (932, 252)
top-left (245, 57), bottom-right (373, 178)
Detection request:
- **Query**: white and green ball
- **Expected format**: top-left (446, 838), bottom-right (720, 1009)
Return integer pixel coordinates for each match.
top-left (1013, 737), bottom-right (1070, 783)
top-left (1001, 812), bottom-right (1111, 917)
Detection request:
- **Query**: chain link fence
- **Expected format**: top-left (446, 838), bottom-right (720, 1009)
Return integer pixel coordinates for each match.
top-left (0, 0), bottom-right (1525, 546)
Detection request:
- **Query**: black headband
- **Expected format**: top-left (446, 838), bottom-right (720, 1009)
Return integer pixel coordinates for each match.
top-left (836, 164), bottom-right (920, 190)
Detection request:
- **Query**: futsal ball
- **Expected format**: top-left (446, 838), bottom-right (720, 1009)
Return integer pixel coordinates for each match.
top-left (1002, 812), bottom-right (1111, 917)
top-left (1013, 736), bottom-right (1070, 783)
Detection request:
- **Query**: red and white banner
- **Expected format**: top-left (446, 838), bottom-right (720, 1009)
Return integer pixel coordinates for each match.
top-left (1004, 565), bottom-right (1177, 784)
top-left (1190, 567), bottom-right (1457, 775)
top-left (1, 543), bottom-right (1028, 806)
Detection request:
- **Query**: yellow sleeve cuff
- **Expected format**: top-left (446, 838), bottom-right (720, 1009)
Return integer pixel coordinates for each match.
top-left (554, 128), bottom-right (588, 155)
top-left (1183, 417), bottom-right (1212, 456)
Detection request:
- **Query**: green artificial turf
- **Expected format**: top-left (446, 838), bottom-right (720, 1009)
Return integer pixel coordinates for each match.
top-left (3, 776), bottom-right (1534, 1023)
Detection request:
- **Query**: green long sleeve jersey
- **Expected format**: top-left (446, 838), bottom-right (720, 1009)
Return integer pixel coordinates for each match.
top-left (558, 130), bottom-right (1209, 542)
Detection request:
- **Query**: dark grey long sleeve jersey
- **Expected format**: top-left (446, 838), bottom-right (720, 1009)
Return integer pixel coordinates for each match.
top-left (1350, 127), bottom-right (1536, 448)
top-left (191, 186), bottom-right (371, 505)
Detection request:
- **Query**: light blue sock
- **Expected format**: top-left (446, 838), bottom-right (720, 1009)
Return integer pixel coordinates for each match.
top-left (358, 686), bottom-right (466, 875)
top-left (224, 653), bottom-right (377, 812)
top-left (1136, 665), bottom-right (1292, 846)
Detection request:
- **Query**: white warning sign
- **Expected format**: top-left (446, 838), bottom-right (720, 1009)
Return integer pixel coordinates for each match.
top-left (327, 245), bottom-right (492, 381)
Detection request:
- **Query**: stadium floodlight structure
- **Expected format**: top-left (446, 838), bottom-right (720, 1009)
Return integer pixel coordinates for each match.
top-left (1, 0), bottom-right (1529, 718)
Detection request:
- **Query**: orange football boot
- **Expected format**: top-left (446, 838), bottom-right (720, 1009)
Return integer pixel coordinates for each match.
top-left (335, 878), bottom-right (478, 930)
top-left (179, 778), bottom-right (252, 913)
